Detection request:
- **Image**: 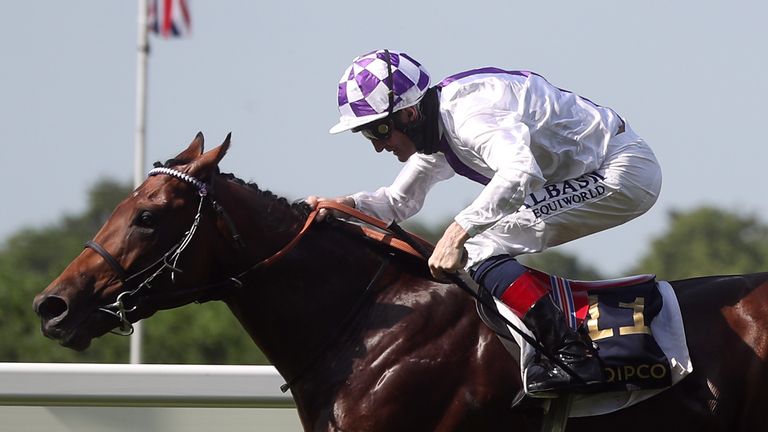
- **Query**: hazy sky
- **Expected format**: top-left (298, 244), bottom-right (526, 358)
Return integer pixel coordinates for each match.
top-left (2, 1), bottom-right (766, 276)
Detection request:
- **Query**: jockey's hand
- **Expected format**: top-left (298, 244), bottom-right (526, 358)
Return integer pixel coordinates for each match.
top-left (305, 196), bottom-right (355, 222)
top-left (428, 222), bottom-right (470, 281)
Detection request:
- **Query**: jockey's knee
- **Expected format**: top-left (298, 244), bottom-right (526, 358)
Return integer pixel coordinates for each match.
top-left (470, 255), bottom-right (526, 299)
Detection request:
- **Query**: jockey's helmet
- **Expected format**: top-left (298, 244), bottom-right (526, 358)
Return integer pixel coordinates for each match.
top-left (329, 49), bottom-right (431, 134)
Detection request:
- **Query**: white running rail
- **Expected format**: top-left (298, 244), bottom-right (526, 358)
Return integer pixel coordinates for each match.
top-left (0, 363), bottom-right (294, 407)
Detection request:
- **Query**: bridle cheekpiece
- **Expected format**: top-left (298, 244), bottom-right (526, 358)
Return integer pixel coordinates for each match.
top-left (88, 167), bottom-right (212, 335)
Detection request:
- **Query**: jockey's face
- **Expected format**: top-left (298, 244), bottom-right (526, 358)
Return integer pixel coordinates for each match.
top-left (364, 109), bottom-right (418, 163)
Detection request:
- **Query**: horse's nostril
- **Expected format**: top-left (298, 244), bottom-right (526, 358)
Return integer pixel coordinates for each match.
top-left (37, 296), bottom-right (69, 321)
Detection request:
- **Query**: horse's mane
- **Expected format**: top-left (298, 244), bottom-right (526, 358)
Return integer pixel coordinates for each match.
top-left (156, 159), bottom-right (313, 220)
top-left (217, 172), bottom-right (313, 219)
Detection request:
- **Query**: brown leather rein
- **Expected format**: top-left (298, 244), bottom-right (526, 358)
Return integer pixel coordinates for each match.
top-left (266, 200), bottom-right (425, 267)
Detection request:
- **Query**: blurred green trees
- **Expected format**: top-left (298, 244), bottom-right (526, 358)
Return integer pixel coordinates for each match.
top-left (630, 207), bottom-right (768, 280)
top-left (0, 180), bottom-right (132, 362)
top-left (518, 251), bottom-right (603, 280)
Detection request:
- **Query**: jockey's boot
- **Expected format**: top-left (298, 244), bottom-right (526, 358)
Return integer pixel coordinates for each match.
top-left (522, 295), bottom-right (604, 395)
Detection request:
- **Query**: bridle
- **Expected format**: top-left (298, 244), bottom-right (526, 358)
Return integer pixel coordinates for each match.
top-left (85, 167), bottom-right (225, 335)
top-left (86, 166), bottom-right (292, 336)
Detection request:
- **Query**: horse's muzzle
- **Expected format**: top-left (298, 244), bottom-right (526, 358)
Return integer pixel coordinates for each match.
top-left (33, 293), bottom-right (75, 341)
top-left (33, 293), bottom-right (92, 350)
top-left (34, 294), bottom-right (69, 324)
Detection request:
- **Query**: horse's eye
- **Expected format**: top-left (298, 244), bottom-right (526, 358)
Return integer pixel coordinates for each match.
top-left (136, 210), bottom-right (156, 228)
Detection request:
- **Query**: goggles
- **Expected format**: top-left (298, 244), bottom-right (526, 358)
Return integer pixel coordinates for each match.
top-left (354, 118), bottom-right (393, 141)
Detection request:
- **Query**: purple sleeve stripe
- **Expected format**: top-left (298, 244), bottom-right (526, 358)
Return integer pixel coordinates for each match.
top-left (438, 136), bottom-right (491, 185)
top-left (437, 67), bottom-right (618, 118)
top-left (437, 68), bottom-right (531, 87)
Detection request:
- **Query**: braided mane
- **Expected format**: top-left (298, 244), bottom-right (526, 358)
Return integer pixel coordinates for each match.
top-left (217, 172), bottom-right (313, 219)
top-left (154, 159), bottom-right (312, 220)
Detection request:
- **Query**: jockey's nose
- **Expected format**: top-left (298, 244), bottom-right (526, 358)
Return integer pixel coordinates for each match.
top-left (371, 139), bottom-right (386, 153)
top-left (34, 294), bottom-right (69, 323)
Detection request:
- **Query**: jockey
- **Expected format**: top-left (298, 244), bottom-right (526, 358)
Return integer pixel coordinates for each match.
top-left (309, 49), bottom-right (662, 395)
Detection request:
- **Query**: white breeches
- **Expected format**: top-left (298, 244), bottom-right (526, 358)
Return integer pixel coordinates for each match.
top-left (465, 123), bottom-right (662, 269)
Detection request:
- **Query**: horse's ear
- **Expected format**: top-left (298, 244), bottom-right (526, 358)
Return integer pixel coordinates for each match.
top-left (188, 133), bottom-right (231, 178)
top-left (173, 132), bottom-right (205, 163)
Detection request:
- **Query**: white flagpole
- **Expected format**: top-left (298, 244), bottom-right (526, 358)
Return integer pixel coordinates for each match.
top-left (131, 0), bottom-right (150, 365)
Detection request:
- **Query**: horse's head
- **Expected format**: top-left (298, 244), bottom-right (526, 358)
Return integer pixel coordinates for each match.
top-left (33, 133), bottom-right (235, 350)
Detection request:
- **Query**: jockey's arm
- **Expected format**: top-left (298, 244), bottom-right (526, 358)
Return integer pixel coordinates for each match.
top-left (427, 110), bottom-right (543, 279)
top-left (306, 153), bottom-right (452, 224)
top-left (450, 111), bottom-right (544, 237)
top-left (350, 153), bottom-right (454, 225)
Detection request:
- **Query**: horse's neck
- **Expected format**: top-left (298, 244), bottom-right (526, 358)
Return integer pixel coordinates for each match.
top-left (226, 227), bottom-right (389, 379)
top-left (226, 185), bottom-right (305, 262)
top-left (213, 179), bottom-right (388, 374)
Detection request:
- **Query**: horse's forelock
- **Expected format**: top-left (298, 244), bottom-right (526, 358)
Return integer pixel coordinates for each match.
top-left (155, 158), bottom-right (187, 169)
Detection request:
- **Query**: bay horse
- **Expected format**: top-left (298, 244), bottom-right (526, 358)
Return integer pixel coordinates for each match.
top-left (33, 133), bottom-right (768, 431)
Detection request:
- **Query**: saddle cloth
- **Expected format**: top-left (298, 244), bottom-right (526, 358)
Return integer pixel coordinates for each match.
top-left (492, 279), bottom-right (693, 417)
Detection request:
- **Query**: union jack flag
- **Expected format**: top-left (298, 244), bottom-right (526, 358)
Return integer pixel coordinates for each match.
top-left (148, 0), bottom-right (191, 38)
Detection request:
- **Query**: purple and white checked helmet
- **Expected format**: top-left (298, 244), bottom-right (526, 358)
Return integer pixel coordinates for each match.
top-left (329, 49), bottom-right (431, 134)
